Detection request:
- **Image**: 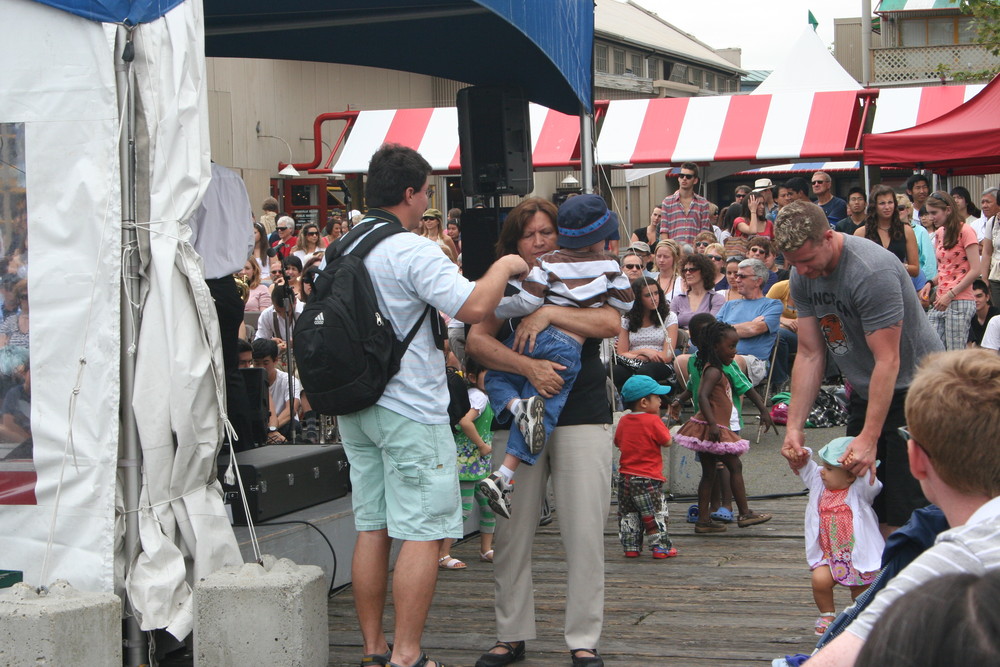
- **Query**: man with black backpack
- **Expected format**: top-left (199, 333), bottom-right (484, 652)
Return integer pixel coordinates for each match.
top-left (331, 144), bottom-right (527, 667)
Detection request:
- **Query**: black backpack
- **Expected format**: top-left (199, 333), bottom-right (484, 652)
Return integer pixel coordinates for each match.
top-left (293, 216), bottom-right (431, 415)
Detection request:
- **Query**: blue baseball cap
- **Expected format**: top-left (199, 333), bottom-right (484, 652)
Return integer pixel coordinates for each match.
top-left (621, 375), bottom-right (671, 403)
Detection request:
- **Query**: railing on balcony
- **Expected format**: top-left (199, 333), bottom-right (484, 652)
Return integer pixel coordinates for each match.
top-left (872, 43), bottom-right (1000, 85)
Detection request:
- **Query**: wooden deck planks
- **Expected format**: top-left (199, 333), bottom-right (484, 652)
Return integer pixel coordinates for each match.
top-left (327, 494), bottom-right (868, 666)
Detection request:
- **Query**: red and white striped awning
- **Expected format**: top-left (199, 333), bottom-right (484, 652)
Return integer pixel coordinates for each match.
top-left (596, 91), bottom-right (869, 166)
top-left (330, 104), bottom-right (580, 174)
top-left (869, 83), bottom-right (986, 134)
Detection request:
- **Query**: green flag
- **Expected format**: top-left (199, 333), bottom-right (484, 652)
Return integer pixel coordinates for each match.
top-left (808, 10), bottom-right (818, 31)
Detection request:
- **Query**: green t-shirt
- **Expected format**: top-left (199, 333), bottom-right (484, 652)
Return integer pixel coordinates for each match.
top-left (685, 358), bottom-right (753, 429)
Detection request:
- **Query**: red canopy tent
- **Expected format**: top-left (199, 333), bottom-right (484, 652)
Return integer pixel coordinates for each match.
top-left (864, 73), bottom-right (1000, 176)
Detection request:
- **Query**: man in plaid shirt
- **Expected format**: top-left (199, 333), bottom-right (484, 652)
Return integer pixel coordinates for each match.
top-left (658, 161), bottom-right (710, 247)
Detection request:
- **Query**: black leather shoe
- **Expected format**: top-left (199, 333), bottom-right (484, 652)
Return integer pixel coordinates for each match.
top-left (474, 641), bottom-right (525, 667)
top-left (570, 648), bottom-right (604, 667)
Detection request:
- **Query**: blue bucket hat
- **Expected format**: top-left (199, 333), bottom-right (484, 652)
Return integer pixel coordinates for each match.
top-left (818, 436), bottom-right (880, 468)
top-left (621, 374), bottom-right (671, 404)
top-left (557, 194), bottom-right (618, 249)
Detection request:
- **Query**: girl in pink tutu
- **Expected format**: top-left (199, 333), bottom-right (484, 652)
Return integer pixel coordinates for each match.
top-left (675, 320), bottom-right (773, 534)
top-left (791, 437), bottom-right (884, 636)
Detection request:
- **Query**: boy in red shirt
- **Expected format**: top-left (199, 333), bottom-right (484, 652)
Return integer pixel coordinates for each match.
top-left (614, 375), bottom-right (677, 559)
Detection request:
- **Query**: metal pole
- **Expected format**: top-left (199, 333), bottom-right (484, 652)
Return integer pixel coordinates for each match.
top-left (861, 0), bottom-right (873, 86)
top-left (580, 107), bottom-right (595, 194)
top-left (115, 25), bottom-right (148, 667)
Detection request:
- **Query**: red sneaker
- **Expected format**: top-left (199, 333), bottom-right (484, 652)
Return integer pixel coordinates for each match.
top-left (652, 546), bottom-right (678, 559)
top-left (624, 551), bottom-right (640, 558)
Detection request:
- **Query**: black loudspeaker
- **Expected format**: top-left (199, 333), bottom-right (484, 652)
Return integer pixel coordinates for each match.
top-left (457, 86), bottom-right (533, 196)
top-left (460, 207), bottom-right (509, 281)
top-left (240, 367), bottom-right (269, 448)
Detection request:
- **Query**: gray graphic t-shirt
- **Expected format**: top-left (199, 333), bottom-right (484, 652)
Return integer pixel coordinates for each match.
top-left (791, 234), bottom-right (943, 399)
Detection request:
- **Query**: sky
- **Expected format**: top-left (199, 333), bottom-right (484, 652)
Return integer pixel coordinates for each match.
top-left (634, 0), bottom-right (870, 70)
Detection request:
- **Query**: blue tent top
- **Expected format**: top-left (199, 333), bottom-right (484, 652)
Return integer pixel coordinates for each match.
top-left (33, 0), bottom-right (593, 115)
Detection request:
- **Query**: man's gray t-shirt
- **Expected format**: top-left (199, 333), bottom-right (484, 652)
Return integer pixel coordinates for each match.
top-left (791, 234), bottom-right (942, 399)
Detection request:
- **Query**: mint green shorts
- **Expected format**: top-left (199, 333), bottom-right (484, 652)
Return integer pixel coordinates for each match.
top-left (339, 404), bottom-right (462, 541)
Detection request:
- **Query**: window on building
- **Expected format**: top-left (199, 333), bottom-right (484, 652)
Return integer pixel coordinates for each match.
top-left (687, 67), bottom-right (700, 86)
top-left (660, 60), bottom-right (672, 80)
top-left (613, 49), bottom-right (625, 75)
top-left (704, 73), bottom-right (716, 90)
top-left (595, 44), bottom-right (608, 73)
top-left (630, 54), bottom-right (644, 77)
top-left (899, 16), bottom-right (969, 47)
top-left (670, 62), bottom-right (687, 83)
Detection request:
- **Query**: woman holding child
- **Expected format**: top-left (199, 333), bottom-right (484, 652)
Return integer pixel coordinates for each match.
top-left (467, 197), bottom-right (619, 667)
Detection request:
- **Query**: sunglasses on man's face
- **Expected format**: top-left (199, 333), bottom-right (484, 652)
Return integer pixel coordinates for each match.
top-left (623, 263), bottom-right (642, 270)
top-left (277, 227), bottom-right (291, 231)
top-left (696, 241), bottom-right (710, 247)
top-left (678, 173), bottom-right (696, 180)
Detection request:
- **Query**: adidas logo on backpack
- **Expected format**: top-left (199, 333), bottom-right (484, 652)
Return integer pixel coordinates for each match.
top-left (293, 215), bottom-right (430, 416)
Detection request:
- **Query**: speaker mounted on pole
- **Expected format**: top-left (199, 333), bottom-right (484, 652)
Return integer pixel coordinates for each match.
top-left (457, 86), bottom-right (533, 197)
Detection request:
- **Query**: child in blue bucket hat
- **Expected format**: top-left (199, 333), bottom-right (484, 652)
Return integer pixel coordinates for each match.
top-left (791, 436), bottom-right (884, 637)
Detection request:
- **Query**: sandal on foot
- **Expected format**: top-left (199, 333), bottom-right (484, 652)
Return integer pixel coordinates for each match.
top-left (815, 613), bottom-right (835, 636)
top-left (475, 641), bottom-right (525, 667)
top-left (709, 507), bottom-right (734, 523)
top-left (480, 549), bottom-right (494, 562)
top-left (570, 648), bottom-right (604, 667)
top-left (737, 512), bottom-right (773, 528)
top-left (685, 504), bottom-right (700, 523)
top-left (387, 653), bottom-right (445, 667)
top-left (361, 643), bottom-right (393, 667)
top-left (694, 520), bottom-right (726, 534)
top-left (438, 555), bottom-right (466, 569)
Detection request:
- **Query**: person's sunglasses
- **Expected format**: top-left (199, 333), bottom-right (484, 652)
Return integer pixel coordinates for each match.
top-left (421, 216), bottom-right (438, 221)
top-left (706, 254), bottom-right (723, 262)
top-left (305, 231), bottom-right (319, 236)
top-left (682, 267), bottom-right (699, 273)
top-left (897, 204), bottom-right (908, 211)
top-left (696, 241), bottom-right (710, 247)
top-left (623, 263), bottom-right (642, 270)
top-left (678, 173), bottom-right (696, 180)
top-left (277, 226), bottom-right (290, 231)
top-left (811, 180), bottom-right (828, 185)
top-left (734, 273), bottom-right (756, 280)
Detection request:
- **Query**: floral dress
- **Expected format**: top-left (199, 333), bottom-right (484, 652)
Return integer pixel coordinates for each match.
top-left (455, 388), bottom-right (493, 481)
top-left (817, 488), bottom-right (878, 586)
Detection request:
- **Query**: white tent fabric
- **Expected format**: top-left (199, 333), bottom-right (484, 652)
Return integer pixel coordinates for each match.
top-left (0, 0), bottom-right (124, 595)
top-left (126, 0), bottom-right (241, 638)
top-left (753, 28), bottom-right (863, 95)
top-left (0, 0), bottom-right (240, 641)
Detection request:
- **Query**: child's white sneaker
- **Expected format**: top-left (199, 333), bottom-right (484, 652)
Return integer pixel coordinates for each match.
top-left (478, 472), bottom-right (513, 519)
top-left (515, 396), bottom-right (546, 454)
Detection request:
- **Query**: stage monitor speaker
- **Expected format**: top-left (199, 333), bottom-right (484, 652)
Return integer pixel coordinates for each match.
top-left (460, 207), bottom-right (512, 282)
top-left (457, 86), bottom-right (533, 196)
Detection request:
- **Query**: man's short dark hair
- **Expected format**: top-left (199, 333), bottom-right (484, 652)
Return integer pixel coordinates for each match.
top-left (679, 162), bottom-right (699, 180)
top-left (238, 338), bottom-right (253, 354)
top-left (784, 177), bottom-right (809, 197)
top-left (366, 143), bottom-right (432, 209)
top-left (973, 279), bottom-right (990, 298)
top-left (848, 186), bottom-right (867, 200)
top-left (271, 284), bottom-right (296, 309)
top-left (906, 173), bottom-right (930, 192)
top-left (262, 197), bottom-right (279, 213)
top-left (746, 235), bottom-right (772, 256)
top-left (251, 338), bottom-right (279, 361)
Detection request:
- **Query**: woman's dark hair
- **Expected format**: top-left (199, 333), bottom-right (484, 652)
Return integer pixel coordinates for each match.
top-left (624, 277), bottom-right (669, 333)
top-left (720, 204), bottom-right (741, 233)
top-left (864, 184), bottom-right (905, 241)
top-left (494, 197), bottom-right (558, 258)
top-left (856, 571), bottom-right (1000, 667)
top-left (695, 320), bottom-right (736, 370)
top-left (682, 252), bottom-right (717, 290)
top-left (740, 191), bottom-right (764, 221)
top-left (253, 222), bottom-right (269, 259)
top-left (949, 185), bottom-right (981, 218)
top-left (300, 266), bottom-right (322, 297)
top-left (365, 144), bottom-right (432, 209)
top-left (282, 255), bottom-right (303, 273)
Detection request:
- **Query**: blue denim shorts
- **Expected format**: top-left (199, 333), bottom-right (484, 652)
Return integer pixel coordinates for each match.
top-left (339, 404), bottom-right (462, 541)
